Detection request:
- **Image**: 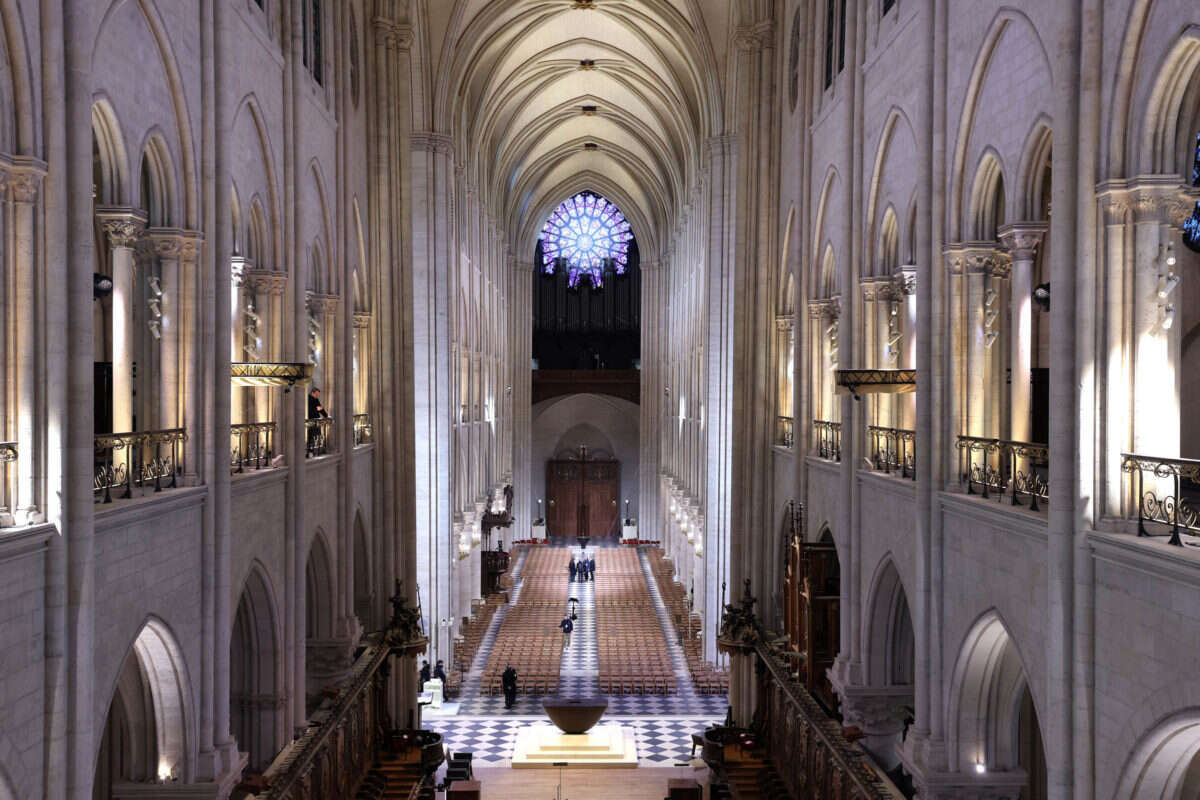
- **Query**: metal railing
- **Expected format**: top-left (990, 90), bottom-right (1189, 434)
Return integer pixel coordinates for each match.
top-left (306, 417), bottom-right (333, 457)
top-left (94, 429), bottom-right (186, 503)
top-left (1121, 453), bottom-right (1200, 546)
top-left (231, 421), bottom-right (276, 473)
top-left (868, 425), bottom-right (915, 479)
top-left (775, 416), bottom-right (794, 448)
top-left (353, 413), bottom-right (373, 446)
top-left (956, 435), bottom-right (1049, 511)
top-left (812, 420), bottom-right (841, 461)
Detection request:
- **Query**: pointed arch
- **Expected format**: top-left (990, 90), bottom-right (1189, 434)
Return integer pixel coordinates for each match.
top-left (305, 531), bottom-right (335, 640)
top-left (1016, 117), bottom-right (1054, 221)
top-left (947, 610), bottom-right (1042, 775)
top-left (137, 131), bottom-right (176, 227)
top-left (230, 562), bottom-right (284, 772)
top-left (779, 205), bottom-right (796, 315)
top-left (91, 99), bottom-right (129, 205)
top-left (96, 617), bottom-right (196, 788)
top-left (811, 165), bottom-right (841, 271)
top-left (820, 244), bottom-right (837, 299)
top-left (1137, 26), bottom-right (1200, 176)
top-left (968, 149), bottom-right (1008, 241)
top-left (878, 205), bottom-right (900, 274)
top-left (0, 0), bottom-right (35, 153)
top-left (232, 94), bottom-right (282, 268)
top-left (353, 511), bottom-right (373, 627)
top-left (862, 555), bottom-right (914, 687)
top-left (309, 159), bottom-right (335, 294)
top-left (1115, 710), bottom-right (1200, 800)
top-left (948, 9), bottom-right (1052, 241)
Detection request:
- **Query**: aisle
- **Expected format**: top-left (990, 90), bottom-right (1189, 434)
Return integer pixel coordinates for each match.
top-left (424, 544), bottom-right (725, 767)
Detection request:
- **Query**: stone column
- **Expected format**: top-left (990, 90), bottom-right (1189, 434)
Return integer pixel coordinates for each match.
top-left (144, 229), bottom-right (185, 430)
top-left (179, 233), bottom-right (205, 480)
top-left (229, 257), bottom-right (248, 425)
top-left (1131, 183), bottom-right (1179, 460)
top-left (894, 266), bottom-right (917, 429)
top-left (10, 161), bottom-right (47, 523)
top-left (96, 207), bottom-right (148, 433)
top-left (472, 498), bottom-right (486, 605)
top-left (513, 261), bottom-right (534, 539)
top-left (836, 688), bottom-right (913, 771)
top-left (999, 223), bottom-right (1047, 444)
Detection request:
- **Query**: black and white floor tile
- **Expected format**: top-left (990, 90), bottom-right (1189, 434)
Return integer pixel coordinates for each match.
top-left (424, 715), bottom-right (724, 766)
top-left (437, 543), bottom-right (729, 763)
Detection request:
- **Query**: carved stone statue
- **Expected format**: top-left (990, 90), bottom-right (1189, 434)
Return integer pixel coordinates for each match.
top-left (719, 578), bottom-right (760, 653)
top-left (386, 580), bottom-right (424, 646)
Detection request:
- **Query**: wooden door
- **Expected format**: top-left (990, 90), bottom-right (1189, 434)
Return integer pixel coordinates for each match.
top-left (547, 461), bottom-right (582, 537)
top-left (545, 459), bottom-right (621, 538)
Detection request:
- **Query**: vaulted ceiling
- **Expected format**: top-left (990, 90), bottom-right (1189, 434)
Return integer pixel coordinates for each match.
top-left (417, 0), bottom-right (733, 258)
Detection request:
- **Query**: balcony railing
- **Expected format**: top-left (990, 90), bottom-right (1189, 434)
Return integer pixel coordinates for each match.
top-left (868, 425), bottom-right (915, 479)
top-left (306, 417), bottom-right (333, 457)
top-left (956, 435), bottom-right (1049, 511)
top-left (1122, 453), bottom-right (1200, 546)
top-left (353, 413), bottom-right (373, 446)
top-left (812, 420), bottom-right (841, 461)
top-left (775, 416), bottom-right (794, 448)
top-left (231, 421), bottom-right (276, 473)
top-left (94, 428), bottom-right (186, 503)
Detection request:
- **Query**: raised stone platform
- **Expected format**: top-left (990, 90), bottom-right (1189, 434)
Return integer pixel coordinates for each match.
top-left (511, 722), bottom-right (638, 768)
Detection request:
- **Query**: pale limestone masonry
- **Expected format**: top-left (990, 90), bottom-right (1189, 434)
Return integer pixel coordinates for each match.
top-left (0, 1), bottom-right (1198, 799)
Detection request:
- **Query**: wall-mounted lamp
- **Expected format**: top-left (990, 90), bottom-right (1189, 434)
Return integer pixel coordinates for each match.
top-left (974, 761), bottom-right (986, 775)
top-left (1163, 304), bottom-right (1176, 330)
top-left (93, 272), bottom-right (113, 299)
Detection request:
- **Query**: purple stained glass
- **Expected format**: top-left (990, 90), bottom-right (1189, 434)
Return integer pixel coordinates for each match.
top-left (1185, 131), bottom-right (1200, 254)
top-left (539, 192), bottom-right (634, 283)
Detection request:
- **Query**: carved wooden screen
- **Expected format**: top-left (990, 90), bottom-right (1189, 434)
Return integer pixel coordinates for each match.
top-left (797, 537), bottom-right (840, 713)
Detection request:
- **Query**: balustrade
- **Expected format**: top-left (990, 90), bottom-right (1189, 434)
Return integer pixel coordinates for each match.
top-left (1121, 453), bottom-right (1200, 546)
top-left (776, 415), bottom-right (794, 448)
top-left (306, 417), bottom-right (334, 457)
top-left (812, 420), bottom-right (841, 461)
top-left (94, 428), bottom-right (186, 503)
top-left (231, 422), bottom-right (276, 473)
top-left (956, 435), bottom-right (1049, 511)
top-left (354, 413), bottom-right (373, 446)
top-left (867, 425), bottom-right (915, 479)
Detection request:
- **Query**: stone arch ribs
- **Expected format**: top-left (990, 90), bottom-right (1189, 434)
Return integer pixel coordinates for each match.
top-left (230, 564), bottom-right (284, 773)
top-left (1138, 26), bottom-right (1200, 177)
top-left (1115, 711), bottom-right (1200, 800)
top-left (946, 611), bottom-right (1042, 777)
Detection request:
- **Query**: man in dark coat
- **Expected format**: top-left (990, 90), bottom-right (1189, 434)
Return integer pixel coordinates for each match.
top-left (419, 660), bottom-right (432, 685)
top-left (568, 558), bottom-right (577, 582)
top-left (587, 556), bottom-right (595, 581)
top-left (433, 660), bottom-right (448, 683)
top-left (502, 665), bottom-right (518, 709)
top-left (559, 615), bottom-right (574, 649)
top-left (306, 387), bottom-right (329, 452)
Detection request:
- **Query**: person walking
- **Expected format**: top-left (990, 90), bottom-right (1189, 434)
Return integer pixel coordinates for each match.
top-left (587, 556), bottom-right (595, 581)
top-left (559, 614), bottom-right (574, 649)
top-left (419, 660), bottom-right (432, 685)
top-left (433, 660), bottom-right (448, 684)
top-left (568, 558), bottom-right (577, 583)
top-left (502, 664), bottom-right (518, 709)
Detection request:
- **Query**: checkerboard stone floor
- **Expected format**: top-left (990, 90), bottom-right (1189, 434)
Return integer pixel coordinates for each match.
top-left (434, 544), bottom-right (728, 765)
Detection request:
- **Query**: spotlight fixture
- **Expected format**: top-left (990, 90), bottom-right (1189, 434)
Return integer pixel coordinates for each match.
top-left (1033, 282), bottom-right (1050, 312)
top-left (887, 332), bottom-right (902, 347)
top-left (93, 272), bottom-right (114, 299)
top-left (984, 287), bottom-right (998, 307)
top-left (1163, 304), bottom-right (1176, 330)
top-left (1166, 241), bottom-right (1176, 267)
top-left (974, 761), bottom-right (986, 775)
top-left (1157, 272), bottom-right (1179, 299)
top-left (984, 331), bottom-right (999, 348)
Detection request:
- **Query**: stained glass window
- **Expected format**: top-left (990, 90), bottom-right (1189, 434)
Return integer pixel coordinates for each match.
top-left (539, 192), bottom-right (633, 288)
top-left (1184, 131), bottom-right (1200, 253)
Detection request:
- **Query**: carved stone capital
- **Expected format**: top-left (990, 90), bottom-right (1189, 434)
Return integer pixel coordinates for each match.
top-left (1128, 175), bottom-right (1187, 224)
top-left (95, 207), bottom-right (148, 249)
top-left (808, 297), bottom-right (840, 319)
top-left (373, 17), bottom-right (412, 50)
top-left (178, 231), bottom-right (204, 265)
top-left (307, 292), bottom-right (341, 315)
top-left (775, 316), bottom-right (793, 332)
top-left (1096, 181), bottom-right (1131, 226)
top-left (8, 158), bottom-right (46, 204)
top-left (944, 242), bottom-right (1008, 276)
top-left (997, 221), bottom-right (1048, 261)
top-left (734, 22), bottom-right (774, 52)
top-left (141, 227), bottom-right (185, 259)
top-left (353, 311), bottom-right (372, 329)
top-left (242, 267), bottom-right (288, 296)
top-left (412, 131), bottom-right (454, 156)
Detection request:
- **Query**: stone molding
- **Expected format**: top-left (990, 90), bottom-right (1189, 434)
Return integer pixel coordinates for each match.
top-left (139, 227), bottom-right (187, 260)
top-left (734, 21), bottom-right (774, 52)
top-left (353, 311), bottom-right (372, 329)
top-left (892, 264), bottom-right (917, 295)
top-left (95, 206), bottom-right (149, 249)
top-left (412, 131), bottom-right (454, 156)
top-left (808, 296), bottom-right (840, 319)
top-left (859, 275), bottom-right (895, 302)
top-left (373, 17), bottom-right (412, 50)
top-left (943, 242), bottom-right (1010, 277)
top-left (241, 267), bottom-right (288, 296)
top-left (705, 135), bottom-right (736, 161)
top-left (997, 221), bottom-right (1048, 261)
top-left (307, 291), bottom-right (340, 315)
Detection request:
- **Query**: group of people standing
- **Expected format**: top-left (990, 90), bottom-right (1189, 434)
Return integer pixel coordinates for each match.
top-left (568, 554), bottom-right (595, 582)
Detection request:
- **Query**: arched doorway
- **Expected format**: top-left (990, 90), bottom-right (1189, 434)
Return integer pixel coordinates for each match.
top-left (1115, 710), bottom-right (1200, 799)
top-left (93, 620), bottom-right (193, 798)
top-left (230, 565), bottom-right (283, 773)
top-left (353, 513), bottom-right (373, 628)
top-left (949, 612), bottom-right (1046, 798)
top-left (784, 527), bottom-right (841, 713)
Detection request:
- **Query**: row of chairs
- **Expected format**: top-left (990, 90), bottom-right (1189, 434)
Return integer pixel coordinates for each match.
top-left (648, 548), bottom-right (730, 695)
top-left (445, 594), bottom-right (505, 696)
top-left (480, 549), bottom-right (567, 694)
top-left (594, 549), bottom-right (679, 695)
